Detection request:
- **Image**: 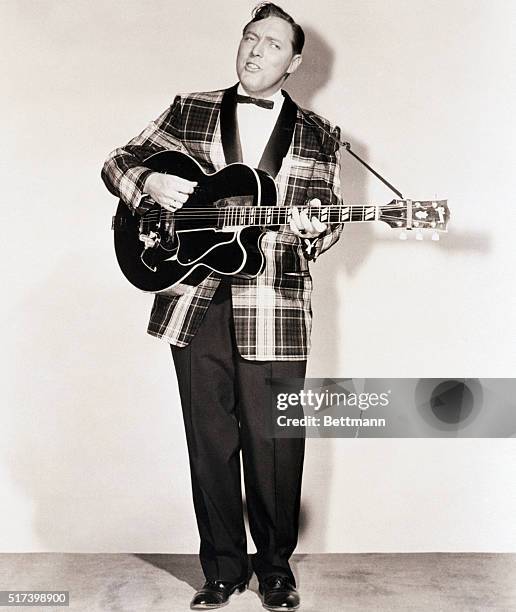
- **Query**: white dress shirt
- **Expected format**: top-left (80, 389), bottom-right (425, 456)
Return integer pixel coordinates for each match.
top-left (236, 84), bottom-right (284, 168)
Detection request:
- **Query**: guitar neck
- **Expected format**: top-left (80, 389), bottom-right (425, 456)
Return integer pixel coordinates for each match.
top-left (153, 197), bottom-right (448, 233)
top-left (221, 204), bottom-right (378, 228)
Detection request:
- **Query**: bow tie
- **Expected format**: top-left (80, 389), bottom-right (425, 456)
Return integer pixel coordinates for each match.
top-left (236, 94), bottom-right (274, 110)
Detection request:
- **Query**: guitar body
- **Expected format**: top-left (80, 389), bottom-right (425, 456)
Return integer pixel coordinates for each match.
top-left (113, 151), bottom-right (278, 295)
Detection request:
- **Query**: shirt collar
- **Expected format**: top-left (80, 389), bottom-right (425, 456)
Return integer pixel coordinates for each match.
top-left (237, 84), bottom-right (284, 109)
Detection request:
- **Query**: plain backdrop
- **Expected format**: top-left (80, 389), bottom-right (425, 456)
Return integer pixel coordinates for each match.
top-left (1, 0), bottom-right (516, 553)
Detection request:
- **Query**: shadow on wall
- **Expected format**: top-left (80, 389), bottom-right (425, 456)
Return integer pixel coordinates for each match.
top-left (284, 26), bottom-right (372, 549)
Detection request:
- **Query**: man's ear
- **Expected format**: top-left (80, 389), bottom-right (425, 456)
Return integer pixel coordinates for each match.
top-left (287, 54), bottom-right (302, 76)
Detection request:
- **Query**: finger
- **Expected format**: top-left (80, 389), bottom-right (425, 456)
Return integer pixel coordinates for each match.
top-left (289, 217), bottom-right (302, 236)
top-left (299, 209), bottom-right (313, 233)
top-left (170, 175), bottom-right (198, 192)
top-left (160, 177), bottom-right (196, 197)
top-left (289, 223), bottom-right (307, 239)
top-left (312, 217), bottom-right (327, 233)
top-left (160, 202), bottom-right (176, 212)
top-left (173, 183), bottom-right (196, 195)
top-left (290, 209), bottom-right (306, 237)
top-left (290, 206), bottom-right (301, 226)
top-left (308, 199), bottom-right (322, 228)
top-left (290, 208), bottom-right (306, 236)
top-left (160, 197), bottom-right (183, 212)
top-left (170, 191), bottom-right (189, 204)
top-left (290, 207), bottom-right (305, 232)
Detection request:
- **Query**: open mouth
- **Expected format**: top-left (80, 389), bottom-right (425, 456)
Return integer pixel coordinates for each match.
top-left (245, 62), bottom-right (261, 72)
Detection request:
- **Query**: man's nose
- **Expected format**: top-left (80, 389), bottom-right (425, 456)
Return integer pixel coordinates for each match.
top-left (251, 40), bottom-right (264, 57)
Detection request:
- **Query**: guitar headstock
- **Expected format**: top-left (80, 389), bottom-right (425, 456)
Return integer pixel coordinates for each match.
top-left (379, 199), bottom-right (450, 239)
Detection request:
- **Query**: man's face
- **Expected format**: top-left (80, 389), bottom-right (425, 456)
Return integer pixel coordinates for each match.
top-left (236, 16), bottom-right (302, 98)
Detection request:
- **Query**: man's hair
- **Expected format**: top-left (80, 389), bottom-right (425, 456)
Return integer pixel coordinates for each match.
top-left (243, 2), bottom-right (305, 55)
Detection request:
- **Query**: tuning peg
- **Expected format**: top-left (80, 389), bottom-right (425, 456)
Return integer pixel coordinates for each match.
top-left (399, 230), bottom-right (408, 240)
top-left (415, 230), bottom-right (423, 241)
top-left (432, 231), bottom-right (440, 241)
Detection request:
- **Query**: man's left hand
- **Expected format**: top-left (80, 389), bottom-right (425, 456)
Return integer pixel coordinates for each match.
top-left (289, 199), bottom-right (327, 239)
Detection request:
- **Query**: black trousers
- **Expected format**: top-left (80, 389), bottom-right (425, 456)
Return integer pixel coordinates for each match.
top-left (171, 281), bottom-right (306, 585)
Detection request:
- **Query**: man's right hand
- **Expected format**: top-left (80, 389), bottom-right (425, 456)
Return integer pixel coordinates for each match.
top-left (143, 172), bottom-right (197, 212)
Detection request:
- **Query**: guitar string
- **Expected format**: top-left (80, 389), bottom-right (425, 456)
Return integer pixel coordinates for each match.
top-left (139, 212), bottom-right (433, 220)
top-left (138, 210), bottom-right (436, 222)
top-left (139, 213), bottom-right (433, 222)
top-left (138, 209), bottom-right (424, 220)
top-left (138, 218), bottom-right (437, 229)
top-left (140, 216), bottom-right (417, 222)
top-left (139, 204), bottom-right (421, 212)
top-left (139, 218), bottom-right (420, 225)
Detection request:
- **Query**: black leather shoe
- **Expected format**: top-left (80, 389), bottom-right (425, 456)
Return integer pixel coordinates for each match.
top-left (259, 576), bottom-right (300, 611)
top-left (190, 579), bottom-right (247, 609)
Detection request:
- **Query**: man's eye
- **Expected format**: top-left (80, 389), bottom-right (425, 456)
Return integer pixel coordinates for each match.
top-left (271, 42), bottom-right (280, 49)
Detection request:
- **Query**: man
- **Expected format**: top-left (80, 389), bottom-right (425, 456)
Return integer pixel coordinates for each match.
top-left (102, 3), bottom-right (342, 610)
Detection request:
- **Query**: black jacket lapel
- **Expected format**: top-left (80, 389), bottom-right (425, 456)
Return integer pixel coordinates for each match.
top-left (258, 90), bottom-right (297, 178)
top-left (220, 84), bottom-right (243, 164)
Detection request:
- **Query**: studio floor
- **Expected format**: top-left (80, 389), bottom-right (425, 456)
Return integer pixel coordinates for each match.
top-left (0, 553), bottom-right (515, 611)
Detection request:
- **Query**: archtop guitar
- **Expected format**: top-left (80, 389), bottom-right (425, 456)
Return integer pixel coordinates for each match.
top-left (111, 150), bottom-right (449, 296)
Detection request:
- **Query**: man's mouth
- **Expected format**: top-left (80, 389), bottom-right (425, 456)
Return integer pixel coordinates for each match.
top-left (245, 61), bottom-right (261, 72)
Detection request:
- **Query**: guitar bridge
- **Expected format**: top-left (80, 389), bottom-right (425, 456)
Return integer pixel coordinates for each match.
top-left (139, 230), bottom-right (160, 249)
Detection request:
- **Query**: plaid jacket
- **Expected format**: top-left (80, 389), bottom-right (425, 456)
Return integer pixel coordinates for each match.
top-left (102, 85), bottom-right (343, 360)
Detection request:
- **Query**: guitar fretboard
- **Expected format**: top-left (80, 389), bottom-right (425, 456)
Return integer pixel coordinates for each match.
top-left (219, 204), bottom-right (378, 228)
